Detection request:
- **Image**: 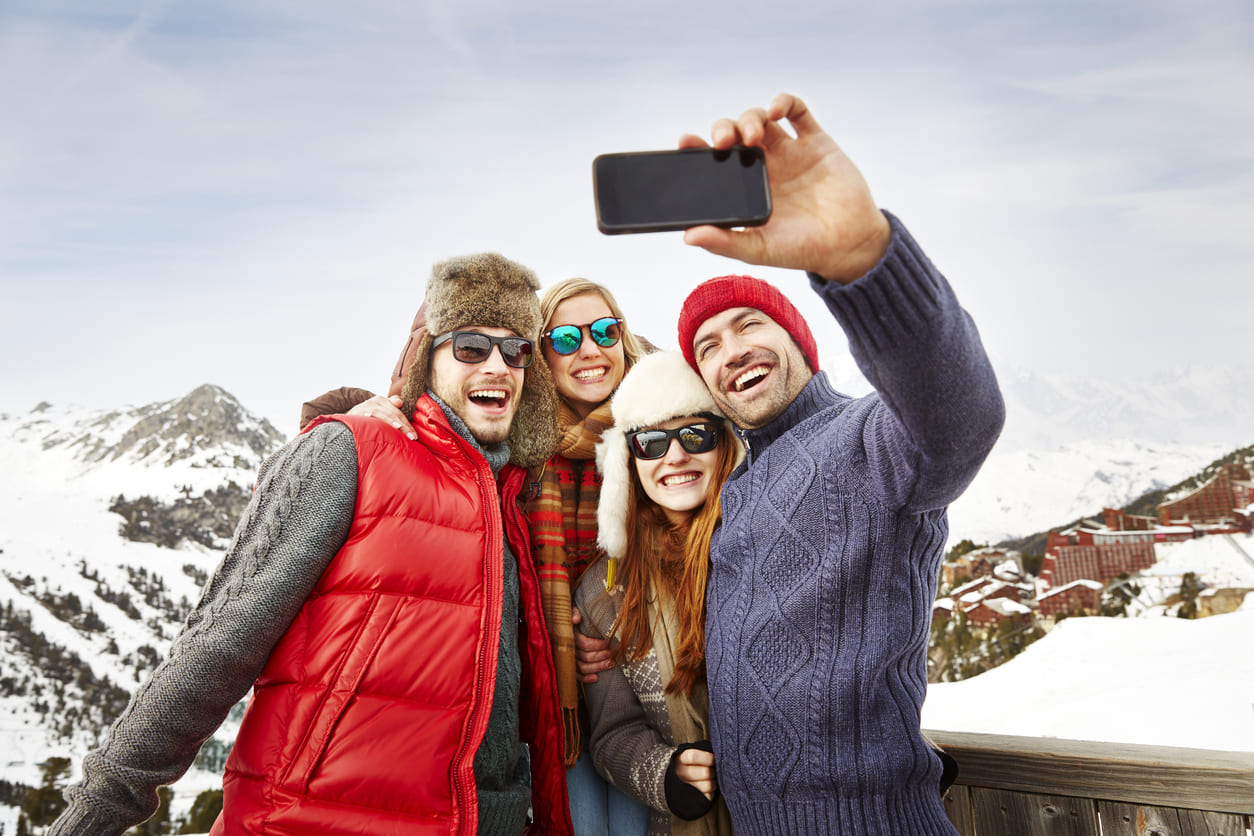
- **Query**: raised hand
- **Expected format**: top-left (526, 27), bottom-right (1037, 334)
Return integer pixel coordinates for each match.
top-left (679, 92), bottom-right (891, 284)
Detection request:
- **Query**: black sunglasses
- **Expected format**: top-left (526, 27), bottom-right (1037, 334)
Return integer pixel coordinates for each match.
top-left (431, 331), bottom-right (534, 369)
top-left (543, 316), bottom-right (623, 356)
top-left (627, 422), bottom-right (721, 460)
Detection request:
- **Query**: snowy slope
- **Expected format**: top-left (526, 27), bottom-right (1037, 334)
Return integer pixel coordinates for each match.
top-left (923, 599), bottom-right (1254, 752)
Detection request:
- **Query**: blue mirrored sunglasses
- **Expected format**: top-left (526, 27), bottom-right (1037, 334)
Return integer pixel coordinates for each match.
top-left (543, 316), bottom-right (623, 356)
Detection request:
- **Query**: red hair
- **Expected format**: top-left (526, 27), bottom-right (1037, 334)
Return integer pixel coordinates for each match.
top-left (610, 425), bottom-right (737, 696)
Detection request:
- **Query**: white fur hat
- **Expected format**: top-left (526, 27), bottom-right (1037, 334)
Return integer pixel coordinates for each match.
top-left (596, 350), bottom-right (736, 559)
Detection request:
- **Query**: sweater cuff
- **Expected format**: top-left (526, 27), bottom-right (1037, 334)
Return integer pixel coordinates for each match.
top-left (664, 741), bottom-right (717, 820)
top-left (47, 804), bottom-right (125, 836)
top-left (808, 211), bottom-right (947, 354)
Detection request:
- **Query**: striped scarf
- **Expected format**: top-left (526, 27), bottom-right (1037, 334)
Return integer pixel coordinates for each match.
top-left (529, 400), bottom-right (614, 766)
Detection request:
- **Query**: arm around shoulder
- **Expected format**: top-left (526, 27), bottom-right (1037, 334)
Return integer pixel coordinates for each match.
top-left (299, 386), bottom-right (377, 431)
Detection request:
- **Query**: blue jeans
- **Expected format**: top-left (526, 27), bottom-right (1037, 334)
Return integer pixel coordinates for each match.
top-left (566, 751), bottom-right (650, 836)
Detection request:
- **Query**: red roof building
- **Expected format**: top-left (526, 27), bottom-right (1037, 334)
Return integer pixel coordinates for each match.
top-left (1039, 532), bottom-right (1156, 590)
top-left (1159, 464), bottom-right (1253, 530)
top-left (1038, 579), bottom-right (1103, 617)
top-left (964, 597), bottom-right (1033, 628)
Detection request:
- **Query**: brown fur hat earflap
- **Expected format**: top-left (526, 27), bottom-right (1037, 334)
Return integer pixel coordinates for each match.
top-left (400, 252), bottom-right (559, 467)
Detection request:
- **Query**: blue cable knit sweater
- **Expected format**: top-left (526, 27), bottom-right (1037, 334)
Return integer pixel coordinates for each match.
top-left (704, 215), bottom-right (1005, 835)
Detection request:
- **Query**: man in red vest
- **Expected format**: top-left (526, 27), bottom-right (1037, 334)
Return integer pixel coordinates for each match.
top-left (51, 253), bottom-right (574, 836)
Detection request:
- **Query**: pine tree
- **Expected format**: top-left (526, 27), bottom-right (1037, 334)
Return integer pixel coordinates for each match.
top-left (20, 756), bottom-right (71, 826)
top-left (1177, 571), bottom-right (1204, 619)
top-left (1102, 574), bottom-right (1141, 617)
top-left (178, 789), bottom-right (223, 833)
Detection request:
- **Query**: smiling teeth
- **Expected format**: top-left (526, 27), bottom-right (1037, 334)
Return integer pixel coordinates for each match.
top-left (734, 367), bottom-right (768, 391)
top-left (662, 473), bottom-right (699, 486)
top-left (471, 390), bottom-right (507, 400)
top-left (574, 368), bottom-right (606, 380)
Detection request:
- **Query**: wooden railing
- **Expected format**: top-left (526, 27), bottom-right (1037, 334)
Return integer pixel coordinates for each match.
top-left (926, 730), bottom-right (1254, 836)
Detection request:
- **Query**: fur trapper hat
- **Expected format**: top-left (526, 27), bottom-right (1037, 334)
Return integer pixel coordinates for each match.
top-left (595, 350), bottom-right (739, 560)
top-left (400, 252), bottom-right (559, 467)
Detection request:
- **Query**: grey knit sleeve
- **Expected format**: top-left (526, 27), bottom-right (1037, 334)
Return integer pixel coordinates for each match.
top-left (50, 421), bottom-right (359, 836)
top-left (573, 563), bottom-right (675, 815)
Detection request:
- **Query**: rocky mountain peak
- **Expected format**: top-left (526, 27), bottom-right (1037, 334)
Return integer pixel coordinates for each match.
top-left (104, 383), bottom-right (285, 468)
top-left (22, 384), bottom-right (287, 473)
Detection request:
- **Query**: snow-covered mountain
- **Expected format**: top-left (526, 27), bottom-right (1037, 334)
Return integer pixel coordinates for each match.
top-left (946, 438), bottom-right (1233, 546)
top-left (823, 358), bottom-right (1251, 547)
top-left (824, 359), bottom-right (1254, 453)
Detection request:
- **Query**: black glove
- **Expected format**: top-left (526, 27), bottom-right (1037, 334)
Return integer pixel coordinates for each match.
top-left (664, 740), bottom-right (718, 820)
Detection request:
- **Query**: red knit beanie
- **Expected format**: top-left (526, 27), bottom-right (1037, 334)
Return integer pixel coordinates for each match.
top-left (677, 275), bottom-right (820, 373)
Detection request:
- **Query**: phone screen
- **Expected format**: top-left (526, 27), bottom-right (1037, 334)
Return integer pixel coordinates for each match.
top-left (593, 147), bottom-right (771, 235)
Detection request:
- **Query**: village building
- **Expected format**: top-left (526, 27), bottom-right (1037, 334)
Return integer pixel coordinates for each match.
top-left (1039, 529), bottom-right (1157, 589)
top-left (1102, 507), bottom-right (1159, 532)
top-left (936, 574), bottom-right (1036, 630)
top-left (964, 597), bottom-right (1034, 629)
top-left (943, 546), bottom-right (1024, 587)
top-left (1037, 579), bottom-right (1104, 618)
top-left (1158, 463), bottom-right (1253, 532)
top-left (956, 579), bottom-right (1026, 609)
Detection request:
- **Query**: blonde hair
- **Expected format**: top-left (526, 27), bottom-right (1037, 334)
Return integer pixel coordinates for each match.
top-left (538, 278), bottom-right (646, 373)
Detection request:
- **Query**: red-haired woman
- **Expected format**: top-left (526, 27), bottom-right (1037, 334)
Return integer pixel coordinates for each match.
top-left (575, 351), bottom-right (741, 836)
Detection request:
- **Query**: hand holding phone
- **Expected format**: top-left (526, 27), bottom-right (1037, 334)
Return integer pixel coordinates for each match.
top-left (592, 147), bottom-right (771, 235)
top-left (675, 93), bottom-right (891, 283)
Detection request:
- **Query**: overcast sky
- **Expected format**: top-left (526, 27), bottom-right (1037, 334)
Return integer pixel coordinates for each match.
top-left (1, 0), bottom-right (1251, 432)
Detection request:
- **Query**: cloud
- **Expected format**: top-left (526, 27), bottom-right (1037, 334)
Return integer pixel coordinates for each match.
top-left (0, 0), bottom-right (1251, 430)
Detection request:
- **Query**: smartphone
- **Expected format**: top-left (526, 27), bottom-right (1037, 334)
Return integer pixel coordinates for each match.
top-left (592, 147), bottom-right (771, 235)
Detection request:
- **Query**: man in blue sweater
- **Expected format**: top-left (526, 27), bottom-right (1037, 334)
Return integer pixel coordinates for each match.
top-left (674, 94), bottom-right (1005, 833)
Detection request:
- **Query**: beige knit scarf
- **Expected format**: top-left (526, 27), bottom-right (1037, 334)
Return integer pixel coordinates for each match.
top-left (651, 594), bottom-right (735, 836)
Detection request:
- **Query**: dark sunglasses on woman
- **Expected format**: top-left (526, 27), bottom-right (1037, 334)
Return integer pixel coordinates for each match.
top-left (627, 422), bottom-right (721, 460)
top-left (431, 331), bottom-right (534, 368)
top-left (543, 316), bottom-right (623, 356)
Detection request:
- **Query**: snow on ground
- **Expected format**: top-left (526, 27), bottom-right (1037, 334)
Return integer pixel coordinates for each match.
top-left (923, 601), bottom-right (1254, 752)
top-left (1144, 533), bottom-right (1254, 590)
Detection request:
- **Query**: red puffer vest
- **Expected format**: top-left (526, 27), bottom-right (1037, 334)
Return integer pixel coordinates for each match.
top-left (210, 399), bottom-right (572, 835)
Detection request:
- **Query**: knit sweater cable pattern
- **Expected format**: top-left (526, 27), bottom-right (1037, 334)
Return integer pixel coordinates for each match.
top-left (705, 214), bottom-right (1005, 835)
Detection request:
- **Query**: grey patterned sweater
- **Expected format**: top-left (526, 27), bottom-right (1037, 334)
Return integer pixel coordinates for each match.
top-left (51, 398), bottom-right (529, 835)
top-left (574, 559), bottom-right (676, 836)
top-left (705, 214), bottom-right (1005, 834)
